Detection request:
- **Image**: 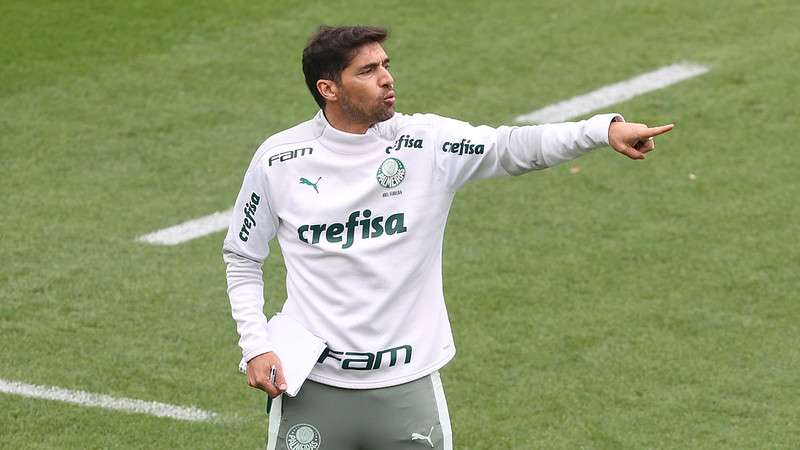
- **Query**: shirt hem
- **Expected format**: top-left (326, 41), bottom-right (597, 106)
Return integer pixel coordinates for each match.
top-left (305, 347), bottom-right (456, 389)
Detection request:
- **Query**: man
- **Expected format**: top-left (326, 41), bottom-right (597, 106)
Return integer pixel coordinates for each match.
top-left (224, 25), bottom-right (673, 449)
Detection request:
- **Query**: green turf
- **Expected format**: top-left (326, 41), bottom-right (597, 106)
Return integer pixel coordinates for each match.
top-left (2, 0), bottom-right (799, 448)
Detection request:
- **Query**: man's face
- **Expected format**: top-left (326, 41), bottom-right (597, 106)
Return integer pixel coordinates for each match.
top-left (336, 42), bottom-right (395, 125)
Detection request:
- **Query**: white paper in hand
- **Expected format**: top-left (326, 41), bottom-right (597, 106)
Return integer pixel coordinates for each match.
top-left (264, 313), bottom-right (326, 397)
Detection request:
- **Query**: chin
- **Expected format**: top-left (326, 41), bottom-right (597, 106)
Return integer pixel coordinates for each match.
top-left (377, 108), bottom-right (395, 122)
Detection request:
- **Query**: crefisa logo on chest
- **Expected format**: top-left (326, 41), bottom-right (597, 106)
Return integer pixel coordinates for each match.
top-left (385, 134), bottom-right (423, 153)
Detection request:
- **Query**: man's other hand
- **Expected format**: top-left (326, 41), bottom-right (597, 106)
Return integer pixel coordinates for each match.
top-left (246, 352), bottom-right (288, 398)
top-left (609, 121), bottom-right (675, 160)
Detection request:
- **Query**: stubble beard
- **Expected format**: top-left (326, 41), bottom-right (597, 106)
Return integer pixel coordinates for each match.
top-left (339, 88), bottom-right (394, 127)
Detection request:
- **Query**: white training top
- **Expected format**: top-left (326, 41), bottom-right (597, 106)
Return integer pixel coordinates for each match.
top-left (223, 110), bottom-right (621, 389)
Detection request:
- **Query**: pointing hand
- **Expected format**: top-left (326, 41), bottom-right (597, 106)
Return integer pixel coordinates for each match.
top-left (608, 121), bottom-right (675, 160)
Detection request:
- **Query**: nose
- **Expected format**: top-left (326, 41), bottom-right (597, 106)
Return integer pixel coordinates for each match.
top-left (379, 65), bottom-right (394, 88)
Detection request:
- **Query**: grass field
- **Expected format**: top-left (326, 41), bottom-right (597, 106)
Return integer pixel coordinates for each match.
top-left (2, 0), bottom-right (799, 448)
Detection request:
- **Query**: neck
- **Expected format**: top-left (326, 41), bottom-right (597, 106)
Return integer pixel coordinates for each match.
top-left (322, 106), bottom-right (370, 134)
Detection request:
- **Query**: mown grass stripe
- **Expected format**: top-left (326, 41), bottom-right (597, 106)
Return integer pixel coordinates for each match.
top-left (0, 378), bottom-right (218, 422)
top-left (514, 62), bottom-right (710, 123)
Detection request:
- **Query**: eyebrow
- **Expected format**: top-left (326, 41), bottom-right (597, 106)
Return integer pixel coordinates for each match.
top-left (357, 58), bottom-right (390, 72)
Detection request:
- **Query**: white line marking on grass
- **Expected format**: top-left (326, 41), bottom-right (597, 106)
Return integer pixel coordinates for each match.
top-left (515, 62), bottom-right (710, 123)
top-left (0, 378), bottom-right (218, 422)
top-left (136, 209), bottom-right (232, 245)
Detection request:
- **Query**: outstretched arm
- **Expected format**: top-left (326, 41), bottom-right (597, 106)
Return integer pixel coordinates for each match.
top-left (424, 112), bottom-right (675, 190)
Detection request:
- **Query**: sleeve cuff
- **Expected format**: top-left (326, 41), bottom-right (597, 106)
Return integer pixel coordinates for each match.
top-left (586, 113), bottom-right (624, 146)
top-left (243, 345), bottom-right (273, 363)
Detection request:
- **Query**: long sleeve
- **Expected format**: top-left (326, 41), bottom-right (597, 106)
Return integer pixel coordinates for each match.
top-left (224, 250), bottom-right (273, 362)
top-left (497, 113), bottom-right (622, 174)
top-left (222, 154), bottom-right (280, 362)
top-left (431, 113), bottom-right (622, 190)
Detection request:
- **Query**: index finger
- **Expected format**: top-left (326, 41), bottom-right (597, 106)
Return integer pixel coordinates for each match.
top-left (640, 124), bottom-right (675, 139)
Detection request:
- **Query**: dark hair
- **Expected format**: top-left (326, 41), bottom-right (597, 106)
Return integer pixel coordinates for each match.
top-left (302, 25), bottom-right (389, 108)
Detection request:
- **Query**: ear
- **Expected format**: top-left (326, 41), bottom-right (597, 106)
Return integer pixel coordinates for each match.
top-left (316, 79), bottom-right (338, 103)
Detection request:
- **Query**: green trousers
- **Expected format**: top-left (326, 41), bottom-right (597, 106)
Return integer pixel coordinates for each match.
top-left (266, 371), bottom-right (452, 450)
